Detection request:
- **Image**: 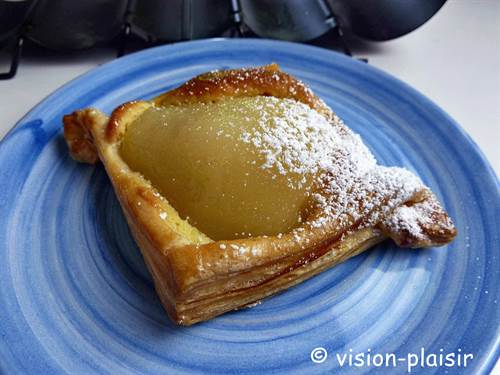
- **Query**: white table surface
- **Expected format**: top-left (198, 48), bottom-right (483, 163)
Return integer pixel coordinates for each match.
top-left (0, 1), bottom-right (499, 372)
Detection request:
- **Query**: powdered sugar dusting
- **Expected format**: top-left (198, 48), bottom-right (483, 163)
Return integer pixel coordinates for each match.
top-left (236, 96), bottom-right (429, 236)
top-left (382, 193), bottom-right (455, 243)
top-left (387, 204), bottom-right (430, 239)
top-left (240, 97), bottom-right (376, 188)
top-left (308, 166), bottom-right (424, 230)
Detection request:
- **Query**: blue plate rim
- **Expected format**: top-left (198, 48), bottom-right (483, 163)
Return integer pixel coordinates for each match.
top-left (0, 38), bottom-right (498, 373)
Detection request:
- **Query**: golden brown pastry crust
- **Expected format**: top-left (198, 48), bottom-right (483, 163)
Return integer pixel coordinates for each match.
top-left (63, 65), bottom-right (457, 325)
top-left (153, 64), bottom-right (333, 120)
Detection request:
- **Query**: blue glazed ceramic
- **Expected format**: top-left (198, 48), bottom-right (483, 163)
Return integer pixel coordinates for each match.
top-left (0, 39), bottom-right (498, 374)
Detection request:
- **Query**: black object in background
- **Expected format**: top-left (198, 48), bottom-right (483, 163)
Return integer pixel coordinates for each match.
top-left (0, 0), bottom-right (448, 79)
top-left (239, 0), bottom-right (335, 42)
top-left (25, 0), bottom-right (128, 50)
top-left (0, 0), bottom-right (34, 46)
top-left (238, 0), bottom-right (446, 42)
top-left (131, 0), bottom-right (233, 42)
top-left (331, 0), bottom-right (447, 41)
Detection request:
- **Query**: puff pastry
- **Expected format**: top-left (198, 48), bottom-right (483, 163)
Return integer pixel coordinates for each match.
top-left (63, 64), bottom-right (457, 325)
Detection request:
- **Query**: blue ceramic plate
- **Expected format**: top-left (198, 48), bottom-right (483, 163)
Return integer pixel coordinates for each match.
top-left (0, 39), bottom-right (498, 374)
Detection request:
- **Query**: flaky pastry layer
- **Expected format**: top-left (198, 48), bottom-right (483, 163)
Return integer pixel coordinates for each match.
top-left (63, 65), bottom-right (456, 325)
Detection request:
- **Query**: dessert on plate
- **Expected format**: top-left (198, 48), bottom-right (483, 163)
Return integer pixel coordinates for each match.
top-left (63, 64), bottom-right (456, 325)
